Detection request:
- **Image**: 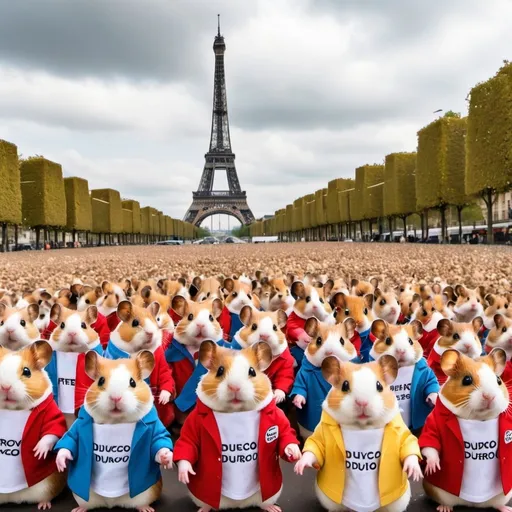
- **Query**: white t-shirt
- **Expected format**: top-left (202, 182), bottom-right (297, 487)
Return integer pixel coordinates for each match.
top-left (389, 365), bottom-right (414, 427)
top-left (56, 351), bottom-right (79, 414)
top-left (341, 427), bottom-right (384, 512)
top-left (91, 422), bottom-right (136, 498)
top-left (0, 409), bottom-right (31, 492)
top-left (458, 417), bottom-right (502, 502)
top-left (214, 410), bottom-right (260, 500)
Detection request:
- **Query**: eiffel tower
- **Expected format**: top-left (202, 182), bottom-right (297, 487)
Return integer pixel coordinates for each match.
top-left (184, 16), bottom-right (255, 226)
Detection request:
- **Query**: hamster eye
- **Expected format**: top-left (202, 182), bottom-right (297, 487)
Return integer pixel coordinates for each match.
top-left (39, 314), bottom-right (45, 319)
top-left (339, 337), bottom-right (345, 346)
top-left (247, 294), bottom-right (252, 300)
top-left (376, 381), bottom-right (384, 392)
top-left (341, 380), bottom-right (350, 392)
top-left (273, 325), bottom-right (278, 331)
top-left (232, 292), bottom-right (238, 298)
top-left (306, 296), bottom-right (311, 303)
top-left (85, 299), bottom-right (90, 304)
top-left (129, 378), bottom-right (136, 388)
top-left (462, 375), bottom-right (473, 386)
top-left (81, 322), bottom-right (87, 329)
top-left (319, 298), bottom-right (324, 304)
top-left (0, 321), bottom-right (3, 326)
top-left (115, 294), bottom-right (119, 301)
top-left (333, 311), bottom-right (338, 319)
top-left (20, 319), bottom-right (26, 327)
top-left (503, 327), bottom-right (508, 333)
top-left (216, 366), bottom-right (225, 378)
top-left (453, 333), bottom-right (460, 340)
top-left (157, 317), bottom-right (161, 322)
top-left (188, 314), bottom-right (194, 321)
top-left (206, 292), bottom-right (211, 297)
top-left (422, 309), bottom-right (427, 316)
top-left (344, 309), bottom-right (349, 315)
top-left (408, 338), bottom-right (414, 346)
top-left (60, 322), bottom-right (65, 329)
top-left (209, 315), bottom-right (214, 322)
top-left (363, 308), bottom-right (368, 315)
top-left (506, 304), bottom-right (509, 309)
top-left (98, 377), bottom-right (105, 387)
top-left (400, 287), bottom-right (405, 293)
top-left (248, 367), bottom-right (257, 377)
top-left (104, 295), bottom-right (108, 300)
top-left (251, 323), bottom-right (257, 331)
top-left (22, 367), bottom-right (31, 378)
top-left (132, 319), bottom-right (139, 328)
top-left (497, 376), bottom-right (503, 386)
top-left (38, 299), bottom-right (43, 305)
top-left (379, 299), bottom-right (386, 306)
top-left (466, 297), bottom-right (470, 302)
top-left (385, 337), bottom-right (392, 346)
top-left (316, 337), bottom-right (322, 346)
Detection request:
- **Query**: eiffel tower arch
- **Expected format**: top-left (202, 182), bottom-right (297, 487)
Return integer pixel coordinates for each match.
top-left (184, 16), bottom-right (255, 227)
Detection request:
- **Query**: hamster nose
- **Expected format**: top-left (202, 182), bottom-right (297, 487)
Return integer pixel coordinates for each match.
top-left (396, 349), bottom-right (406, 355)
top-left (68, 332), bottom-right (77, 338)
top-left (196, 323), bottom-right (205, 329)
top-left (110, 395), bottom-right (122, 403)
top-left (260, 334), bottom-right (269, 341)
top-left (278, 295), bottom-right (283, 299)
top-left (1, 385), bottom-right (11, 392)
top-left (355, 399), bottom-right (368, 408)
top-left (6, 329), bottom-right (14, 334)
top-left (482, 393), bottom-right (495, 402)
top-left (228, 384), bottom-right (240, 393)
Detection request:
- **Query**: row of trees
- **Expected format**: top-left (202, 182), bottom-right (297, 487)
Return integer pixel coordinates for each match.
top-left (251, 61), bottom-right (512, 244)
top-left (0, 142), bottom-right (201, 251)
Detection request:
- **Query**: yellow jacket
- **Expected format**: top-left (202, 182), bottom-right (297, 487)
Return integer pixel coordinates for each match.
top-left (304, 411), bottom-right (421, 507)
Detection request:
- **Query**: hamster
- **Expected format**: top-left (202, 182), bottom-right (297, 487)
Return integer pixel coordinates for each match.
top-left (398, 291), bottom-right (421, 324)
top-left (486, 314), bottom-right (512, 359)
top-left (46, 304), bottom-right (103, 420)
top-left (410, 298), bottom-right (446, 358)
top-left (370, 319), bottom-right (439, 431)
top-left (105, 301), bottom-right (176, 428)
top-left (350, 278), bottom-right (377, 297)
top-left (258, 277), bottom-right (294, 313)
top-left (373, 288), bottom-right (400, 325)
top-left (295, 356), bottom-right (422, 512)
top-left (419, 349), bottom-right (512, 512)
top-left (0, 303), bottom-right (40, 351)
top-left (292, 317), bottom-right (358, 438)
top-left (452, 285), bottom-right (485, 323)
top-left (427, 318), bottom-right (484, 385)
top-left (189, 277), bottom-right (222, 302)
top-left (234, 306), bottom-right (293, 404)
top-left (95, 280), bottom-right (130, 330)
top-left (76, 285), bottom-right (103, 312)
top-left (174, 340), bottom-right (300, 512)
top-left (483, 293), bottom-right (512, 330)
top-left (156, 278), bottom-right (189, 301)
top-left (330, 292), bottom-right (374, 362)
top-left (55, 351), bottom-right (173, 512)
top-left (0, 340), bottom-right (67, 509)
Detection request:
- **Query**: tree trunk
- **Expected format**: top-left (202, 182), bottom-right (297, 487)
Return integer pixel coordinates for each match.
top-left (388, 216), bottom-right (394, 242)
top-left (14, 225), bottom-right (18, 249)
top-left (457, 205), bottom-right (463, 244)
top-left (44, 228), bottom-right (48, 246)
top-left (424, 209), bottom-right (429, 239)
top-left (420, 213), bottom-right (425, 240)
top-left (402, 216), bottom-right (407, 237)
top-left (368, 219), bottom-right (373, 241)
top-left (72, 230), bottom-right (76, 243)
top-left (359, 221), bottom-right (363, 241)
top-left (440, 205), bottom-right (447, 244)
top-left (36, 228), bottom-right (41, 250)
top-left (482, 189), bottom-right (495, 244)
top-left (1, 223), bottom-right (7, 252)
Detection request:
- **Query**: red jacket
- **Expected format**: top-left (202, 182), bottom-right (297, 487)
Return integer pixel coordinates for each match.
top-left (501, 361), bottom-right (512, 390)
top-left (419, 399), bottom-right (512, 497)
top-left (426, 347), bottom-right (447, 385)
top-left (150, 346), bottom-right (176, 427)
top-left (168, 307), bottom-right (231, 341)
top-left (419, 329), bottom-right (440, 359)
top-left (174, 399), bottom-right (299, 509)
top-left (266, 348), bottom-right (295, 394)
top-left (106, 311), bottom-right (120, 332)
top-left (41, 314), bottom-right (110, 349)
top-left (19, 394), bottom-right (67, 487)
top-left (286, 311), bottom-right (306, 345)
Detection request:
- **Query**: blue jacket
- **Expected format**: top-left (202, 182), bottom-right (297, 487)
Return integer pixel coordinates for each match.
top-left (229, 312), bottom-right (244, 340)
top-left (46, 344), bottom-right (103, 406)
top-left (164, 338), bottom-right (207, 412)
top-left (290, 345), bottom-right (305, 367)
top-left (55, 406), bottom-right (173, 501)
top-left (218, 333), bottom-right (244, 350)
top-left (359, 328), bottom-right (372, 363)
top-left (103, 341), bottom-right (153, 384)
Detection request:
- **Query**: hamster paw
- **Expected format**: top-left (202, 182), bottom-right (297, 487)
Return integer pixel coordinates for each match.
top-left (495, 507), bottom-right (512, 512)
top-left (436, 506), bottom-right (453, 512)
top-left (136, 507), bottom-right (155, 512)
top-left (37, 502), bottom-right (51, 510)
top-left (261, 505), bottom-right (282, 512)
top-left (197, 508), bottom-right (212, 512)
top-left (71, 508), bottom-right (88, 512)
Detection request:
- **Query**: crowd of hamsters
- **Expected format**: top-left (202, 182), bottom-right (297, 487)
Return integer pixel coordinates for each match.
top-left (0, 269), bottom-right (511, 512)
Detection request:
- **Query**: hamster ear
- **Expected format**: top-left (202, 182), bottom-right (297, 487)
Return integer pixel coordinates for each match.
top-left (364, 293), bottom-right (374, 309)
top-left (409, 320), bottom-right (424, 339)
top-left (40, 291), bottom-right (52, 301)
top-left (494, 314), bottom-right (506, 329)
top-left (135, 350), bottom-right (155, 380)
top-left (94, 286), bottom-right (103, 298)
top-left (371, 319), bottom-right (388, 341)
top-left (455, 285), bottom-right (466, 298)
top-left (101, 281), bottom-right (110, 294)
top-left (147, 301), bottom-right (160, 320)
top-left (199, 340), bottom-right (218, 369)
top-left (178, 277), bottom-right (187, 287)
top-left (472, 316), bottom-right (483, 333)
top-left (0, 303), bottom-right (6, 317)
top-left (437, 319), bottom-right (453, 337)
top-left (304, 317), bottom-right (319, 338)
top-left (440, 349), bottom-right (463, 377)
top-left (141, 286), bottom-right (152, 301)
top-left (485, 294), bottom-right (495, 307)
top-left (432, 284), bottom-right (441, 295)
top-left (370, 277), bottom-right (379, 289)
top-left (189, 284), bottom-right (199, 299)
top-left (50, 303), bottom-right (62, 323)
top-left (223, 278), bottom-right (235, 294)
top-left (276, 309), bottom-right (288, 329)
top-left (27, 303), bottom-right (39, 323)
top-left (291, 281), bottom-right (306, 300)
top-left (323, 279), bottom-right (334, 298)
top-left (251, 342), bottom-right (273, 371)
top-left (211, 298), bottom-right (223, 319)
top-left (350, 279), bottom-right (359, 288)
top-left (486, 348), bottom-right (507, 376)
top-left (85, 305), bottom-right (98, 325)
top-left (85, 350), bottom-right (101, 380)
top-left (171, 295), bottom-right (188, 317)
top-left (239, 305), bottom-right (253, 326)
top-left (331, 292), bottom-right (346, 310)
top-left (321, 356), bottom-right (342, 387)
top-left (374, 287), bottom-right (382, 298)
top-left (343, 317), bottom-right (356, 340)
top-left (28, 340), bottom-right (53, 369)
top-left (477, 285), bottom-right (486, 300)
top-left (70, 283), bottom-right (83, 297)
top-left (117, 300), bottom-right (133, 322)
top-left (378, 355), bottom-right (398, 385)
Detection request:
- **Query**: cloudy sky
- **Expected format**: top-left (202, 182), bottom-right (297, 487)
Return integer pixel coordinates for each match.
top-left (1, 0), bottom-right (511, 229)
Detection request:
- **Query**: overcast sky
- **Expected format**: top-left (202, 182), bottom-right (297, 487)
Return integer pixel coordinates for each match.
top-left (1, 0), bottom-right (511, 229)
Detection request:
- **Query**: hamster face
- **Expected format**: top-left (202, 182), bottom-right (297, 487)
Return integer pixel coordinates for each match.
top-left (154, 308), bottom-right (174, 331)
top-left (96, 281), bottom-right (128, 317)
top-left (267, 278), bottom-right (294, 312)
top-left (190, 277), bottom-right (220, 302)
top-left (484, 294), bottom-right (512, 320)
top-left (399, 291), bottom-right (420, 320)
top-left (291, 281), bottom-right (332, 321)
top-left (110, 301), bottom-right (160, 353)
top-left (453, 286), bottom-right (484, 320)
top-left (328, 279), bottom-right (350, 301)
top-left (486, 314), bottom-right (512, 358)
top-left (77, 285), bottom-right (103, 312)
top-left (350, 278), bottom-right (375, 297)
top-left (322, 356), bottom-right (399, 429)
top-left (34, 299), bottom-right (52, 332)
top-left (158, 278), bottom-right (189, 301)
top-left (440, 349), bottom-right (508, 421)
top-left (49, 304), bottom-right (99, 353)
top-left (0, 304), bottom-right (40, 351)
top-left (85, 351), bottom-right (154, 424)
top-left (373, 289), bottom-right (400, 324)
top-left (238, 307), bottom-right (287, 355)
top-left (432, 294), bottom-right (456, 320)
top-left (412, 299), bottom-right (445, 330)
top-left (436, 318), bottom-right (483, 359)
top-left (197, 341), bottom-right (273, 413)
top-left (172, 296), bottom-right (223, 347)
top-left (0, 341), bottom-right (53, 410)
top-left (304, 317), bottom-right (357, 366)
top-left (370, 320), bottom-right (423, 367)
top-left (330, 292), bottom-right (373, 332)
top-left (223, 279), bottom-right (257, 314)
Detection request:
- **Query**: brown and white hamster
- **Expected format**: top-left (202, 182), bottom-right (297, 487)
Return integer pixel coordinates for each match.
top-left (485, 314), bottom-right (512, 359)
top-left (330, 292), bottom-right (373, 332)
top-left (76, 285), bottom-right (103, 312)
top-left (291, 281), bottom-right (332, 322)
top-left (483, 294), bottom-right (512, 329)
top-left (452, 285), bottom-right (485, 322)
top-left (373, 288), bottom-right (400, 324)
top-left (223, 278), bottom-right (260, 314)
top-left (0, 304), bottom-right (40, 351)
top-left (95, 281), bottom-right (131, 317)
top-left (0, 340), bottom-right (67, 509)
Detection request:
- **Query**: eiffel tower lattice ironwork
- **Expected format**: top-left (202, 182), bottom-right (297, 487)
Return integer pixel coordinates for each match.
top-left (184, 16), bottom-right (255, 227)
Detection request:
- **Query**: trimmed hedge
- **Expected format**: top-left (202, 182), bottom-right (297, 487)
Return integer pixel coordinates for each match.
top-left (121, 200), bottom-right (141, 234)
top-left (149, 208), bottom-right (159, 236)
top-left (352, 165), bottom-right (384, 221)
top-left (303, 193), bottom-right (315, 229)
top-left (467, 63), bottom-right (512, 195)
top-left (285, 204), bottom-right (294, 232)
top-left (157, 212), bottom-right (165, 237)
top-left (327, 179), bottom-right (341, 224)
top-left (64, 177), bottom-right (92, 231)
top-left (91, 189), bottom-right (123, 234)
top-left (165, 216), bottom-right (174, 237)
top-left (293, 198), bottom-right (304, 232)
top-left (315, 188), bottom-right (327, 226)
top-left (0, 140), bottom-right (22, 224)
top-left (337, 179), bottom-right (355, 223)
top-left (140, 207), bottom-right (152, 235)
top-left (384, 152), bottom-right (417, 217)
top-left (21, 157), bottom-right (66, 228)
